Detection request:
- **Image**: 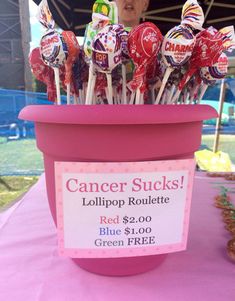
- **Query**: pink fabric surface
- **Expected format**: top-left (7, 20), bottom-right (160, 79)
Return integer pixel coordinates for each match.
top-left (0, 173), bottom-right (234, 301)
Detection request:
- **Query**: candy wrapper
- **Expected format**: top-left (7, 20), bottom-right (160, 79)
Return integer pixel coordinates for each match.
top-left (128, 22), bottom-right (162, 104)
top-left (155, 0), bottom-right (204, 104)
top-left (155, 25), bottom-right (195, 104)
top-left (88, 24), bottom-right (122, 105)
top-left (181, 0), bottom-right (204, 31)
top-left (93, 0), bottom-right (118, 24)
top-left (83, 0), bottom-right (118, 60)
top-left (118, 27), bottom-right (130, 104)
top-left (197, 52), bottom-right (228, 103)
top-left (40, 29), bottom-right (68, 104)
top-left (37, 0), bottom-right (55, 29)
top-left (61, 31), bottom-right (80, 104)
top-left (29, 47), bottom-right (56, 102)
top-left (172, 26), bottom-right (234, 103)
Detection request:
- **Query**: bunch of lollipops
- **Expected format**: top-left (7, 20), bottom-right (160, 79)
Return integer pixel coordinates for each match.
top-left (29, 0), bottom-right (235, 105)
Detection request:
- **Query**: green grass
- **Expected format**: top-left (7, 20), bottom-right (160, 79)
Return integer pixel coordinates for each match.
top-left (201, 134), bottom-right (235, 163)
top-left (0, 176), bottom-right (39, 209)
top-left (0, 139), bottom-right (44, 175)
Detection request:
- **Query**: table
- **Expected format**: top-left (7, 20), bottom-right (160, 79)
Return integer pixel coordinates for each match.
top-left (0, 172), bottom-right (234, 301)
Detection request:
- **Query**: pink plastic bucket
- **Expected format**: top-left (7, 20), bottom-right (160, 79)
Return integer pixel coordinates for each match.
top-left (19, 104), bottom-right (217, 276)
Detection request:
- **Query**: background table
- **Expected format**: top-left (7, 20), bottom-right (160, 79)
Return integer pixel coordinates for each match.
top-left (0, 172), bottom-right (234, 301)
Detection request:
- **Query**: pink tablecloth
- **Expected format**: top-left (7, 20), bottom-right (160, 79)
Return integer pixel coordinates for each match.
top-left (0, 172), bottom-right (234, 301)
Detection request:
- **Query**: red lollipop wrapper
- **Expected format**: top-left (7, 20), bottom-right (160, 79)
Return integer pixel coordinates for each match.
top-left (59, 65), bottom-right (79, 97)
top-left (61, 31), bottom-right (80, 85)
top-left (29, 47), bottom-right (56, 102)
top-left (176, 27), bottom-right (227, 98)
top-left (128, 22), bottom-right (163, 95)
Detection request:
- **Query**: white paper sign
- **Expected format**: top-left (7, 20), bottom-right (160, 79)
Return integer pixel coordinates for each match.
top-left (55, 159), bottom-right (195, 258)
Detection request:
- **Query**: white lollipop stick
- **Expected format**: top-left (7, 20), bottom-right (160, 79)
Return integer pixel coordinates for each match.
top-left (122, 64), bottom-right (127, 104)
top-left (198, 83), bottom-right (208, 104)
top-left (135, 88), bottom-right (141, 105)
top-left (155, 67), bottom-right (173, 104)
top-left (140, 91), bottom-right (144, 105)
top-left (171, 89), bottom-right (181, 104)
top-left (86, 64), bottom-right (96, 105)
top-left (171, 74), bottom-right (192, 104)
top-left (183, 91), bottom-right (190, 104)
top-left (167, 84), bottom-right (175, 104)
top-left (129, 91), bottom-right (136, 104)
top-left (73, 94), bottom-right (79, 104)
top-left (67, 83), bottom-right (71, 105)
top-left (53, 67), bottom-right (61, 105)
top-left (106, 73), bottom-right (113, 105)
top-left (78, 89), bottom-right (83, 104)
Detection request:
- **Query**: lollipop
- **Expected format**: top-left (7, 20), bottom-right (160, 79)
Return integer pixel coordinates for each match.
top-left (37, 0), bottom-right (55, 29)
top-left (61, 31), bottom-right (80, 104)
top-left (155, 0), bottom-right (204, 104)
top-left (155, 25), bottom-right (195, 104)
top-left (128, 22), bottom-right (162, 105)
top-left (83, 14), bottom-right (110, 60)
top-left (29, 47), bottom-right (56, 102)
top-left (118, 27), bottom-right (130, 104)
top-left (172, 26), bottom-right (234, 103)
top-left (181, 0), bottom-right (204, 31)
top-left (198, 52), bottom-right (228, 103)
top-left (40, 30), bottom-right (68, 104)
top-left (93, 0), bottom-right (118, 24)
top-left (86, 24), bottom-right (122, 105)
top-left (83, 0), bottom-right (118, 60)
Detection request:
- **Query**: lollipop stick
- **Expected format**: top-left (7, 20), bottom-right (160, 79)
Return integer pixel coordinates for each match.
top-left (189, 83), bottom-right (199, 104)
top-left (122, 64), bottom-right (127, 104)
top-left (78, 89), bottom-right (83, 104)
top-left (155, 67), bottom-right (173, 104)
top-left (106, 73), bottom-right (113, 105)
top-left (150, 86), bottom-right (155, 104)
top-left (67, 83), bottom-right (71, 105)
top-left (135, 88), bottom-right (141, 105)
top-left (172, 71), bottom-right (195, 104)
top-left (74, 94), bottom-right (79, 104)
top-left (129, 91), bottom-right (136, 104)
top-left (167, 84), bottom-right (175, 104)
top-left (198, 83), bottom-right (208, 104)
top-left (86, 64), bottom-right (96, 105)
top-left (53, 67), bottom-right (61, 105)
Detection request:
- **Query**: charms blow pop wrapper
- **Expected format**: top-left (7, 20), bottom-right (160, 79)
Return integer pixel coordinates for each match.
top-left (37, 0), bottom-right (55, 29)
top-left (29, 47), bottom-right (56, 102)
top-left (61, 31), bottom-right (80, 104)
top-left (40, 29), bottom-right (68, 104)
top-left (197, 52), bottom-right (228, 103)
top-left (128, 22), bottom-right (162, 104)
top-left (40, 30), bottom-right (68, 68)
top-left (181, 0), bottom-right (204, 31)
top-left (172, 27), bottom-right (230, 103)
top-left (155, 25), bottom-right (195, 104)
top-left (200, 52), bottom-right (228, 82)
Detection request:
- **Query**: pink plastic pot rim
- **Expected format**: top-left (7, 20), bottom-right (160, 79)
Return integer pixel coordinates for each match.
top-left (19, 104), bottom-right (218, 125)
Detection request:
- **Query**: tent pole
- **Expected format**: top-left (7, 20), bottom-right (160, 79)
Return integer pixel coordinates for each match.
top-left (213, 79), bottom-right (226, 153)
